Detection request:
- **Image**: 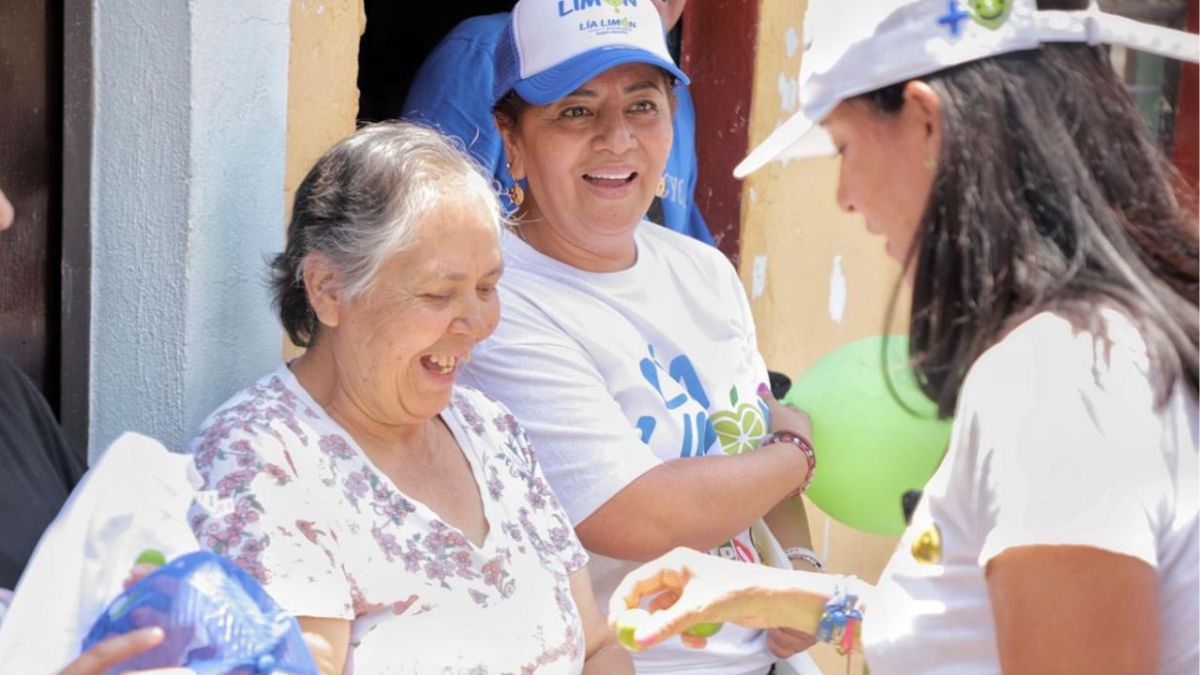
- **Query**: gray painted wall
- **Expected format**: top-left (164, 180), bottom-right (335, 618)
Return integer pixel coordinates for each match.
top-left (89, 1), bottom-right (289, 459)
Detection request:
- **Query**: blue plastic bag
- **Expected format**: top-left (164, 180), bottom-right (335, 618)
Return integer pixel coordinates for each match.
top-left (82, 551), bottom-right (318, 674)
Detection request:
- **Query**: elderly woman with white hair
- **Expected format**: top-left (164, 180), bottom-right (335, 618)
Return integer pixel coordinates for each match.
top-left (186, 122), bottom-right (631, 674)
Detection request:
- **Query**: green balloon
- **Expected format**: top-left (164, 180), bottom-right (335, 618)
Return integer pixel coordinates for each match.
top-left (782, 335), bottom-right (950, 536)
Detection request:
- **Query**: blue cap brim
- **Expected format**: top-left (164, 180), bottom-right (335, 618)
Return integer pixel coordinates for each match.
top-left (513, 46), bottom-right (689, 106)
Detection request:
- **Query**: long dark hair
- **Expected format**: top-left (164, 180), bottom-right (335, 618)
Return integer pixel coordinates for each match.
top-left (868, 0), bottom-right (1199, 417)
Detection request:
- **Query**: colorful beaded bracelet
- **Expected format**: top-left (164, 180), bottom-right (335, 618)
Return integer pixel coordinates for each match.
top-left (763, 430), bottom-right (816, 495)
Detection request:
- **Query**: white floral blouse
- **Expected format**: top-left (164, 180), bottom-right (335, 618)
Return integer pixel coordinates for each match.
top-left (187, 364), bottom-right (589, 674)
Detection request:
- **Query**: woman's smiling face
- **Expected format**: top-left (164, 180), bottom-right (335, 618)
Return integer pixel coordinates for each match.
top-left (314, 199), bottom-right (503, 426)
top-left (499, 63), bottom-right (674, 265)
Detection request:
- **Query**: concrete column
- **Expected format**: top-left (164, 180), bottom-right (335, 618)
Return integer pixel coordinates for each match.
top-left (89, 0), bottom-right (289, 459)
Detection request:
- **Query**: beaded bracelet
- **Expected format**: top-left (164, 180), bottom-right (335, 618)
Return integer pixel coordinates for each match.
top-left (762, 430), bottom-right (816, 495)
top-left (816, 584), bottom-right (863, 655)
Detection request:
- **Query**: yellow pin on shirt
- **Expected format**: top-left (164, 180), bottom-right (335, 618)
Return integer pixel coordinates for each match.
top-left (910, 523), bottom-right (943, 565)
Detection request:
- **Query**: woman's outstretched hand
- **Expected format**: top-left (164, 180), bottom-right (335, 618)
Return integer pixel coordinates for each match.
top-left (608, 547), bottom-right (791, 651)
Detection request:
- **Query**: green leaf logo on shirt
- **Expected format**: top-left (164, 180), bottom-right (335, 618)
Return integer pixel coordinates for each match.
top-left (710, 387), bottom-right (767, 456)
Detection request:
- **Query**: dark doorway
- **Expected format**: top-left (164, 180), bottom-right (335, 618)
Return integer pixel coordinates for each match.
top-left (0, 1), bottom-right (63, 405)
top-left (357, 1), bottom-right (686, 126)
top-left (357, 0), bottom-right (515, 124)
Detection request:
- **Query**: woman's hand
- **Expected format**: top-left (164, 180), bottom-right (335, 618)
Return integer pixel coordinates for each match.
top-left (123, 563), bottom-right (160, 589)
top-left (609, 547), bottom-right (797, 650)
top-left (59, 556), bottom-right (188, 675)
top-left (766, 627), bottom-right (815, 659)
top-left (759, 384), bottom-right (813, 440)
top-left (59, 628), bottom-right (192, 675)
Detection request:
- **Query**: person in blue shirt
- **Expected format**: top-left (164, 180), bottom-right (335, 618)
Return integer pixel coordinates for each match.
top-left (402, 1), bottom-right (713, 245)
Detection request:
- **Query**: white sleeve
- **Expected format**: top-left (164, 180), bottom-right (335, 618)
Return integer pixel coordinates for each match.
top-left (967, 320), bottom-right (1166, 570)
top-left (460, 337), bottom-right (662, 526)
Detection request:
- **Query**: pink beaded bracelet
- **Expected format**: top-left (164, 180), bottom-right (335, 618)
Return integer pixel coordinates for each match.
top-left (763, 430), bottom-right (816, 496)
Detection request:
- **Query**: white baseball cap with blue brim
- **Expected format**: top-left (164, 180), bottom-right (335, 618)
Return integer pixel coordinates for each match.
top-left (734, 0), bottom-right (1200, 178)
top-left (493, 0), bottom-right (690, 106)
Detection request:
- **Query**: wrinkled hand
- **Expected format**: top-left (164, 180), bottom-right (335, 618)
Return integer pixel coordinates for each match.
top-left (59, 628), bottom-right (193, 675)
top-left (609, 548), bottom-right (784, 651)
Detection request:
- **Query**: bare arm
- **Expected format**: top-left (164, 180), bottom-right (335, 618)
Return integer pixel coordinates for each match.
top-left (572, 569), bottom-right (634, 674)
top-left (760, 387), bottom-right (816, 564)
top-left (576, 442), bottom-right (810, 560)
top-left (576, 393), bottom-right (814, 561)
top-left (987, 545), bottom-right (1158, 675)
top-left (296, 617), bottom-right (351, 675)
top-left (763, 496), bottom-right (815, 564)
top-left (761, 494), bottom-right (820, 659)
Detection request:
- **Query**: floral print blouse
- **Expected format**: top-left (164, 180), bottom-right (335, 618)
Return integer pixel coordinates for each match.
top-left (187, 364), bottom-right (589, 674)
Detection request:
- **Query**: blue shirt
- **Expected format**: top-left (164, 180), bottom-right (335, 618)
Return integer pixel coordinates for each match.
top-left (402, 12), bottom-right (714, 246)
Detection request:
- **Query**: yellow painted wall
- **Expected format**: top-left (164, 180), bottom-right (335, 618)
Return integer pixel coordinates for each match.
top-left (284, 0), bottom-right (365, 358)
top-left (741, 1), bottom-right (912, 672)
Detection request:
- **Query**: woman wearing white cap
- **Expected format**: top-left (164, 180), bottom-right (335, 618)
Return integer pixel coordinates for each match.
top-left (458, 1), bottom-right (823, 673)
top-left (610, 0), bottom-right (1198, 673)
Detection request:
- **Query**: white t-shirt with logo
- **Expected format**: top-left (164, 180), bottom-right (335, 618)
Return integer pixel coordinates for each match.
top-left (460, 224), bottom-right (781, 675)
top-left (863, 310), bottom-right (1199, 674)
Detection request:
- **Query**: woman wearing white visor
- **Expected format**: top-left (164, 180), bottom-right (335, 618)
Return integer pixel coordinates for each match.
top-left (610, 0), bottom-right (1199, 673)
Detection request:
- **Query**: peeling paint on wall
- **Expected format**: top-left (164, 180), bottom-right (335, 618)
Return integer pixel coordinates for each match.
top-left (785, 26), bottom-right (800, 58)
top-left (777, 72), bottom-right (798, 113)
top-left (828, 254), bottom-right (847, 324)
top-left (751, 255), bottom-right (769, 299)
top-left (748, 187), bottom-right (757, 204)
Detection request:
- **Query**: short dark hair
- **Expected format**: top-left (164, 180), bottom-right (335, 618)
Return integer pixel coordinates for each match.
top-left (863, 6), bottom-right (1199, 416)
top-left (270, 122), bottom-right (502, 347)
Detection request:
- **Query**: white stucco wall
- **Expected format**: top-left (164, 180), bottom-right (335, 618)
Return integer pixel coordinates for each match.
top-left (89, 1), bottom-right (289, 459)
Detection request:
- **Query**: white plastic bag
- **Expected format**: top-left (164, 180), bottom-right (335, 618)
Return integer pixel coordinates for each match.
top-left (0, 433), bottom-right (199, 674)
